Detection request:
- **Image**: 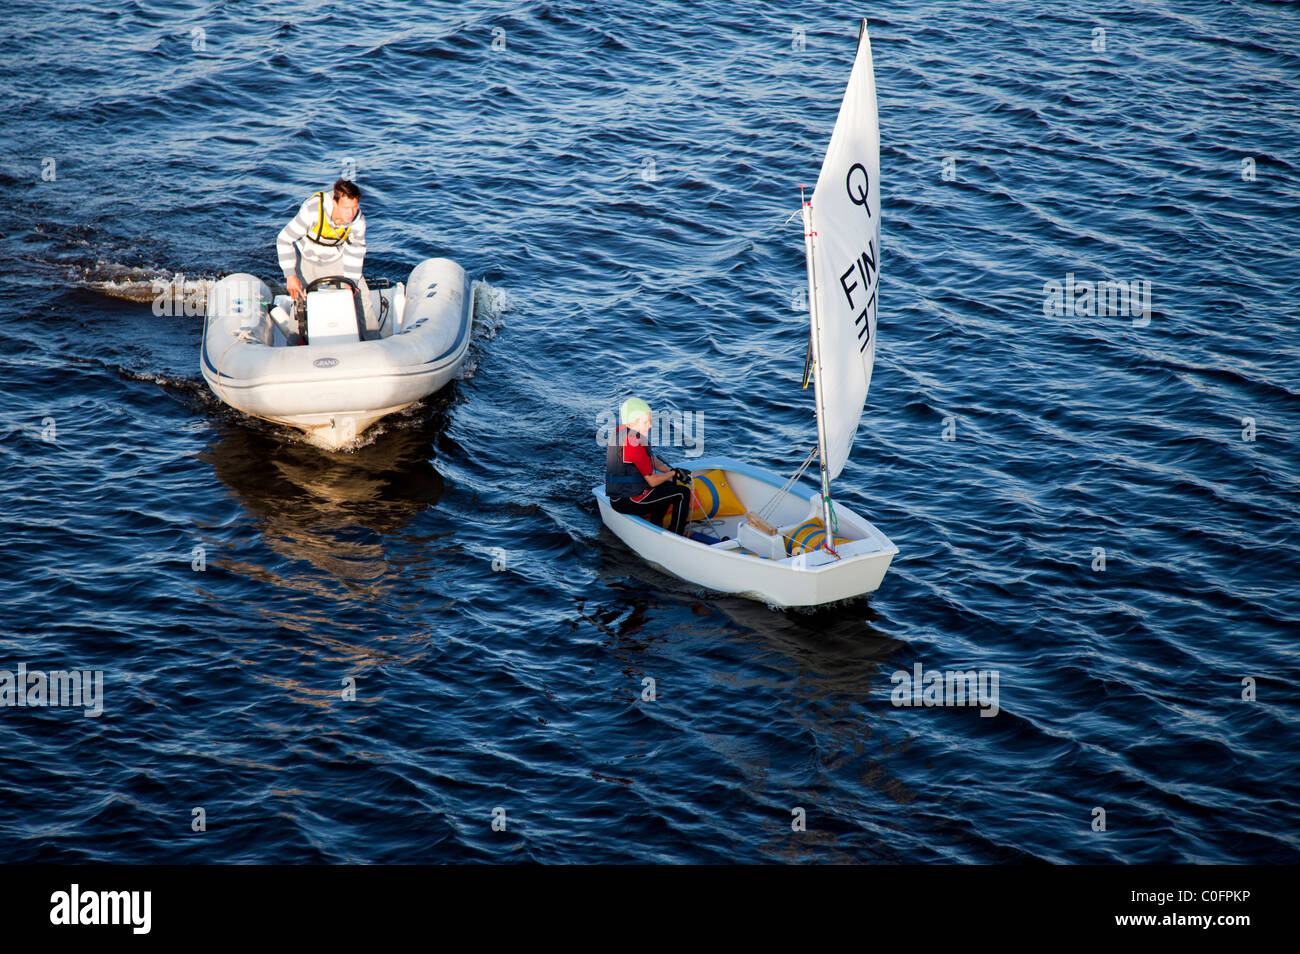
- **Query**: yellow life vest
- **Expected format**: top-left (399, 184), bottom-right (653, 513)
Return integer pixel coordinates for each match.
top-left (308, 191), bottom-right (353, 247)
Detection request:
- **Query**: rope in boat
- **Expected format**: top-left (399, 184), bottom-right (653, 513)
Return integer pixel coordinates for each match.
top-left (823, 482), bottom-right (839, 534)
top-left (820, 467), bottom-right (839, 557)
top-left (741, 446), bottom-right (841, 558)
top-left (684, 479), bottom-right (720, 536)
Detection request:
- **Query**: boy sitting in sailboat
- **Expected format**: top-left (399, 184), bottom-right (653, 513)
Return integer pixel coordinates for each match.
top-left (604, 397), bottom-right (693, 535)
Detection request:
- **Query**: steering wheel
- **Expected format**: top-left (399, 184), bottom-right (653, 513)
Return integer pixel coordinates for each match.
top-left (304, 275), bottom-right (360, 295)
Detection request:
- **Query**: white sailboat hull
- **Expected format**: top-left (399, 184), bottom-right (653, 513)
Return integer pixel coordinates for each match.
top-left (594, 456), bottom-right (897, 608)
top-left (597, 20), bottom-right (897, 608)
top-left (200, 258), bottom-right (473, 450)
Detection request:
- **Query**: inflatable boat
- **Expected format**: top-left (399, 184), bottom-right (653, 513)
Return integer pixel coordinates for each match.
top-left (200, 258), bottom-right (474, 450)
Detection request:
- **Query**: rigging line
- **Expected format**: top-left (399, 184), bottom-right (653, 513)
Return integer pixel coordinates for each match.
top-left (684, 479), bottom-right (721, 535)
top-left (755, 445), bottom-right (818, 522)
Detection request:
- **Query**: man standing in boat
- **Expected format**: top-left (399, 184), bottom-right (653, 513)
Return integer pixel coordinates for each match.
top-left (277, 178), bottom-right (376, 334)
top-left (606, 397), bottom-right (693, 535)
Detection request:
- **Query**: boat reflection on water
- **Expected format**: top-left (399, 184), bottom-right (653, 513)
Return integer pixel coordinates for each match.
top-left (199, 403), bottom-right (448, 590)
top-left (192, 402), bottom-right (457, 707)
top-left (594, 535), bottom-right (900, 662)
top-left (717, 595), bottom-right (897, 662)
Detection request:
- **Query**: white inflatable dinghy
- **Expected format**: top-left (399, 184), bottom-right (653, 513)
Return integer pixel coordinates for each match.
top-left (200, 257), bottom-right (473, 449)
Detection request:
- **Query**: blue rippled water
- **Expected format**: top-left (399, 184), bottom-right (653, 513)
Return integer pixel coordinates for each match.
top-left (1, 0), bottom-right (1297, 863)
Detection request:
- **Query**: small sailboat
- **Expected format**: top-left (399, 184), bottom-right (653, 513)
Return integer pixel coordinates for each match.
top-left (594, 19), bottom-right (897, 607)
top-left (200, 258), bottom-right (474, 450)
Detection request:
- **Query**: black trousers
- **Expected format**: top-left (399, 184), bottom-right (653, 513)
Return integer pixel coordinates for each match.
top-left (612, 482), bottom-right (691, 535)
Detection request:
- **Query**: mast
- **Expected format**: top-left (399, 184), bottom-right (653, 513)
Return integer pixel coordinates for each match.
top-left (800, 187), bottom-right (838, 557)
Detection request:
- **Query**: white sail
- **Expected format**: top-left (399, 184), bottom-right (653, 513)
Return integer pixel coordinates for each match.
top-left (807, 19), bottom-right (881, 481)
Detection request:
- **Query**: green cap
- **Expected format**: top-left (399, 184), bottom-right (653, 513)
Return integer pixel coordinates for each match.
top-left (620, 397), bottom-right (652, 425)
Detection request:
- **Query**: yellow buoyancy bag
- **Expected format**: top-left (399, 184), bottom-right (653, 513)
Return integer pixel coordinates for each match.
top-left (687, 470), bottom-right (746, 522)
top-left (785, 519), bottom-right (852, 555)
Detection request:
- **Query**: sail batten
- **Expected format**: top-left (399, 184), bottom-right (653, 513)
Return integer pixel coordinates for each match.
top-left (804, 18), bottom-right (881, 482)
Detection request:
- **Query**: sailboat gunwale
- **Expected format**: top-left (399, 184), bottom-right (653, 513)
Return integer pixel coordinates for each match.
top-left (593, 455), bottom-right (897, 608)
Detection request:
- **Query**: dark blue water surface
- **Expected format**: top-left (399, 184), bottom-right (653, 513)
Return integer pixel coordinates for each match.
top-left (2, 0), bottom-right (1297, 863)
